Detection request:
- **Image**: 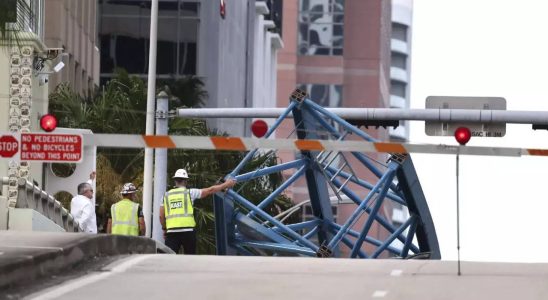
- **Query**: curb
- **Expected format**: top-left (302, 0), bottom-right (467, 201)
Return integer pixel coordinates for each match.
top-left (0, 232), bottom-right (166, 290)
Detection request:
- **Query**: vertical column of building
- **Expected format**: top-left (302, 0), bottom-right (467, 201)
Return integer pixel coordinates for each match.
top-left (7, 45), bottom-right (34, 207)
top-left (389, 0), bottom-right (413, 142)
top-left (389, 0), bottom-right (413, 228)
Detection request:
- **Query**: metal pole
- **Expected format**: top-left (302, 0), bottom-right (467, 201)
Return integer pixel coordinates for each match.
top-left (176, 107), bottom-right (548, 125)
top-left (153, 91), bottom-right (168, 242)
top-left (143, 0), bottom-right (159, 238)
top-left (456, 153), bottom-right (462, 276)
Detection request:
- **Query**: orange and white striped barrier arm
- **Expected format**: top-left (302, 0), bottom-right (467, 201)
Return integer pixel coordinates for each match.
top-left (83, 134), bottom-right (548, 158)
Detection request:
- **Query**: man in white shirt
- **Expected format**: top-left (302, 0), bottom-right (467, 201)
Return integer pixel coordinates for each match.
top-left (70, 172), bottom-right (97, 233)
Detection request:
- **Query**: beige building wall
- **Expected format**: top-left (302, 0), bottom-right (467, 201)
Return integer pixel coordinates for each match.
top-left (44, 0), bottom-right (100, 94)
top-left (0, 40), bottom-right (51, 192)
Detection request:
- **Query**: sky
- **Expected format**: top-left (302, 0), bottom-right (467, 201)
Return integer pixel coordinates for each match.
top-left (410, 0), bottom-right (548, 262)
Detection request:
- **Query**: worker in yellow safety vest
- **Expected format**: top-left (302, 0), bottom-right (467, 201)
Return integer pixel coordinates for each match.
top-left (107, 183), bottom-right (145, 236)
top-left (160, 169), bottom-right (236, 254)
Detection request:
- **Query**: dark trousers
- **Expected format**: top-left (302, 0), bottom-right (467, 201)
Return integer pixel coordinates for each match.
top-left (165, 231), bottom-right (197, 254)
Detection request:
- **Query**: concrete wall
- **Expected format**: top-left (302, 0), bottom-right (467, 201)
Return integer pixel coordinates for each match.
top-left (8, 208), bottom-right (65, 232)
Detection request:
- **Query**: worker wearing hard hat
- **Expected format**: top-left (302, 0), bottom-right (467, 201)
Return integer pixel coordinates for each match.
top-left (107, 183), bottom-right (145, 236)
top-left (160, 169), bottom-right (236, 254)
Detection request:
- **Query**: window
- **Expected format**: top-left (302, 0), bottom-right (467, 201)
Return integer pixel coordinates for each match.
top-left (391, 52), bottom-right (407, 70)
top-left (392, 23), bottom-right (408, 42)
top-left (390, 80), bottom-right (406, 98)
top-left (99, 0), bottom-right (199, 80)
top-left (298, 0), bottom-right (345, 56)
top-left (298, 84), bottom-right (343, 107)
top-left (296, 84), bottom-right (342, 141)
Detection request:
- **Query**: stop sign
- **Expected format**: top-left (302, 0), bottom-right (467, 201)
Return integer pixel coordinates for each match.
top-left (0, 135), bottom-right (19, 158)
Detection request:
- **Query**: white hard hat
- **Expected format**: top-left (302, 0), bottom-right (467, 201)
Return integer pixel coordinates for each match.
top-left (120, 183), bottom-right (137, 194)
top-left (173, 169), bottom-right (189, 179)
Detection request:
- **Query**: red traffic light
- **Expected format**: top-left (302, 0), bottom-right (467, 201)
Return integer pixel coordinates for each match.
top-left (40, 114), bottom-right (58, 132)
top-left (251, 119), bottom-right (268, 138)
top-left (454, 127), bottom-right (471, 145)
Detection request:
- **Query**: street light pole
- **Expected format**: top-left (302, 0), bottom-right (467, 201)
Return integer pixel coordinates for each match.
top-left (143, 0), bottom-right (159, 238)
top-left (153, 91), bottom-right (168, 242)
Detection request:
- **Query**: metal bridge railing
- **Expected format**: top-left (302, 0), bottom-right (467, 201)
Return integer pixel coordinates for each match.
top-left (1, 177), bottom-right (80, 232)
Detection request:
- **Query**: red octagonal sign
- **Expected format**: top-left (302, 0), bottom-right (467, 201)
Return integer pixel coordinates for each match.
top-left (0, 135), bottom-right (19, 158)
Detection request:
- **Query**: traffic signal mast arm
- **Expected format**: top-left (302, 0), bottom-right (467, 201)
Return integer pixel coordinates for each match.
top-left (176, 107), bottom-right (548, 127)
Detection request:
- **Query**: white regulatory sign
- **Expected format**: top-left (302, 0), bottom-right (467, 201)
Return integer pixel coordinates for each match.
top-left (425, 96), bottom-right (507, 137)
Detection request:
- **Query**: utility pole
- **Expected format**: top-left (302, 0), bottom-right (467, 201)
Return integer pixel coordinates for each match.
top-left (153, 91), bottom-right (168, 242)
top-left (143, 0), bottom-right (159, 237)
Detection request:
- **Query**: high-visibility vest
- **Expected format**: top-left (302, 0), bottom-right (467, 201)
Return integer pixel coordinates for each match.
top-left (111, 199), bottom-right (140, 236)
top-left (164, 187), bottom-right (196, 230)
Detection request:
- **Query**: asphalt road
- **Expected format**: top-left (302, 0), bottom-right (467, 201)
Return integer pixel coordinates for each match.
top-left (21, 255), bottom-right (548, 300)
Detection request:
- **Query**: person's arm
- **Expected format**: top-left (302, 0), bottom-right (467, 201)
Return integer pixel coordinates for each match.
top-left (160, 206), bottom-right (166, 230)
top-left (199, 179), bottom-right (237, 199)
top-left (137, 206), bottom-right (145, 236)
top-left (87, 171), bottom-right (96, 206)
top-left (138, 217), bottom-right (145, 236)
top-left (106, 218), bottom-right (112, 234)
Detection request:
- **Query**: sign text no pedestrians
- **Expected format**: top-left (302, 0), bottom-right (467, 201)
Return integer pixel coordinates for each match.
top-left (20, 133), bottom-right (83, 163)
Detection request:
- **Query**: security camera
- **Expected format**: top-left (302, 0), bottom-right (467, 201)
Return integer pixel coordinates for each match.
top-left (38, 74), bottom-right (49, 86)
top-left (53, 61), bottom-right (65, 73)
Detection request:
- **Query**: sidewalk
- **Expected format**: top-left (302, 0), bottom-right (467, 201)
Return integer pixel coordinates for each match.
top-left (0, 231), bottom-right (166, 290)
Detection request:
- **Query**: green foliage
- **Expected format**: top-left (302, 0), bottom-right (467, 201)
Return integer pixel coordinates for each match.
top-left (48, 71), bottom-right (294, 254)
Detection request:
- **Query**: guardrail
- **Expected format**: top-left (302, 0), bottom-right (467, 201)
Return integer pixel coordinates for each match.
top-left (1, 177), bottom-right (80, 232)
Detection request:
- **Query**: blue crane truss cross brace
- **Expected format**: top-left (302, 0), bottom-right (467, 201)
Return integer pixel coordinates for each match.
top-left (214, 89), bottom-right (440, 259)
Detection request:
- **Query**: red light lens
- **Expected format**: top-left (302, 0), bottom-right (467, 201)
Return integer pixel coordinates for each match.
top-left (40, 114), bottom-right (58, 132)
top-left (454, 127), bottom-right (471, 145)
top-left (251, 120), bottom-right (268, 138)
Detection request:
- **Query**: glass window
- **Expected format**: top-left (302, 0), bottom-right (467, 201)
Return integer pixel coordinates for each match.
top-left (298, 0), bottom-right (345, 56)
top-left (99, 0), bottom-right (199, 79)
top-left (298, 84), bottom-right (343, 107)
top-left (392, 23), bottom-right (407, 42)
top-left (297, 84), bottom-right (342, 140)
top-left (391, 52), bottom-right (407, 69)
top-left (390, 80), bottom-right (406, 98)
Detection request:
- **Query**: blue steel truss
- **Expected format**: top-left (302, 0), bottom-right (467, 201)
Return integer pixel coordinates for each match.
top-left (214, 89), bottom-right (440, 259)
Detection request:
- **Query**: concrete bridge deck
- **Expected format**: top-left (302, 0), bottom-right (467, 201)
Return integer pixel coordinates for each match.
top-left (1, 232), bottom-right (547, 299)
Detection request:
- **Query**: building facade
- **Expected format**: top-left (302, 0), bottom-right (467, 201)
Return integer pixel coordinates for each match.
top-left (390, 0), bottom-right (413, 229)
top-left (97, 0), bottom-right (283, 136)
top-left (389, 0), bottom-right (413, 142)
top-left (44, 0), bottom-right (100, 94)
top-left (276, 0), bottom-right (394, 256)
top-left (0, 0), bottom-right (50, 219)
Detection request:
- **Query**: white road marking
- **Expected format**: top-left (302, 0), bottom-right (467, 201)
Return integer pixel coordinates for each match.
top-left (25, 255), bottom-right (152, 300)
top-left (390, 269), bottom-right (403, 277)
top-left (372, 290), bottom-right (388, 298)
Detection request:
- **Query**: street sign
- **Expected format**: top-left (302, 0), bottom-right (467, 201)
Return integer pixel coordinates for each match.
top-left (0, 135), bottom-right (19, 158)
top-left (20, 133), bottom-right (83, 163)
top-left (425, 96), bottom-right (507, 137)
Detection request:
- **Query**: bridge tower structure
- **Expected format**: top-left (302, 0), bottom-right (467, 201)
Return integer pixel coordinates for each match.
top-left (214, 89), bottom-right (440, 259)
